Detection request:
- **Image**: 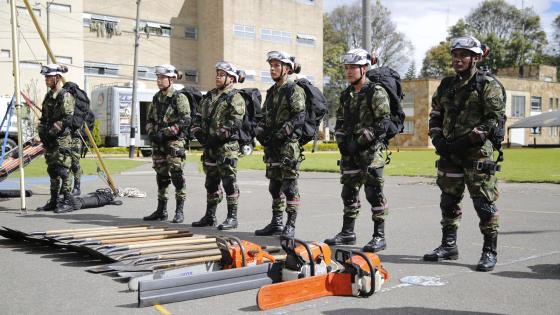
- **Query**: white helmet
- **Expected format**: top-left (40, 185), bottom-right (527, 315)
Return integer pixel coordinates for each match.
top-left (266, 51), bottom-right (295, 69)
top-left (40, 64), bottom-right (68, 76)
top-left (341, 48), bottom-right (372, 66)
top-left (450, 36), bottom-right (483, 55)
top-left (215, 61), bottom-right (245, 83)
top-left (155, 64), bottom-right (178, 78)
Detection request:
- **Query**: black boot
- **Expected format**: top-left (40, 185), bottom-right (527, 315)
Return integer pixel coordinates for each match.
top-left (71, 179), bottom-right (81, 196)
top-left (255, 211), bottom-right (284, 236)
top-left (325, 216), bottom-right (357, 245)
top-left (218, 204), bottom-right (238, 230)
top-left (191, 204), bottom-right (217, 227)
top-left (171, 199), bottom-right (185, 223)
top-left (37, 191), bottom-right (58, 211)
top-left (477, 233), bottom-right (498, 272)
top-left (363, 220), bottom-right (387, 252)
top-left (423, 227), bottom-right (459, 261)
top-left (143, 199), bottom-right (168, 221)
top-left (281, 212), bottom-right (297, 239)
top-left (54, 193), bottom-right (74, 213)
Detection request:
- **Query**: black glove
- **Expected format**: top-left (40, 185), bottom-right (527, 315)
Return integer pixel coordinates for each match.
top-left (206, 135), bottom-right (221, 148)
top-left (337, 142), bottom-right (348, 155)
top-left (150, 130), bottom-right (166, 143)
top-left (448, 134), bottom-right (473, 155)
top-left (432, 135), bottom-right (450, 156)
top-left (346, 140), bottom-right (361, 155)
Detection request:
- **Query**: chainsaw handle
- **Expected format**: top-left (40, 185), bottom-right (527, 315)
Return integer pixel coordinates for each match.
top-left (281, 238), bottom-right (315, 276)
top-left (350, 250), bottom-right (376, 297)
top-left (223, 235), bottom-right (247, 267)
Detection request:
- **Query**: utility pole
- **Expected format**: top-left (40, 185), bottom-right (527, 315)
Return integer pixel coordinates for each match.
top-left (362, 0), bottom-right (372, 53)
top-left (46, 1), bottom-right (51, 63)
top-left (129, 0), bottom-right (141, 158)
top-left (10, 0), bottom-right (26, 212)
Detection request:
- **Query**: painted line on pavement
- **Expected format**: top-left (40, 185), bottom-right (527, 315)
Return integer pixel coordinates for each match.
top-left (154, 304), bottom-right (172, 315)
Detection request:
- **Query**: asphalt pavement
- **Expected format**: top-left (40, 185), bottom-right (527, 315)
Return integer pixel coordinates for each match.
top-left (0, 160), bottom-right (558, 315)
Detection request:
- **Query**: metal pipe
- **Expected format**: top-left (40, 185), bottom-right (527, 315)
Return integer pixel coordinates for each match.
top-left (129, 0), bottom-right (141, 158)
top-left (11, 0), bottom-right (26, 212)
top-left (362, 0), bottom-right (372, 53)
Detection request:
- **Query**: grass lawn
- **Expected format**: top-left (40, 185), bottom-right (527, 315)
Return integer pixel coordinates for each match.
top-left (187, 148), bottom-right (560, 183)
top-left (10, 157), bottom-right (148, 178)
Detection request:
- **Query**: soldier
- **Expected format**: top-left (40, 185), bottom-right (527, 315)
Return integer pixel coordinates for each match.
top-left (143, 64), bottom-right (191, 224)
top-left (36, 64), bottom-right (75, 213)
top-left (324, 49), bottom-right (391, 253)
top-left (254, 51), bottom-right (305, 239)
top-left (190, 61), bottom-right (246, 230)
top-left (423, 36), bottom-right (505, 272)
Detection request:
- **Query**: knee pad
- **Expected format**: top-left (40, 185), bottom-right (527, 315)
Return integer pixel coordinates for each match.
top-left (156, 174), bottom-right (171, 189)
top-left (71, 161), bottom-right (81, 173)
top-left (268, 180), bottom-right (283, 198)
top-left (441, 192), bottom-right (461, 218)
top-left (205, 176), bottom-right (220, 192)
top-left (364, 185), bottom-right (383, 204)
top-left (47, 165), bottom-right (57, 177)
top-left (57, 167), bottom-right (69, 178)
top-left (281, 179), bottom-right (299, 200)
top-left (170, 172), bottom-right (185, 189)
top-left (473, 197), bottom-right (498, 221)
top-left (222, 176), bottom-right (238, 196)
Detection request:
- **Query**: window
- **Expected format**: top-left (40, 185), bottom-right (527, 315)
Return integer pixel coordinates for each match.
top-left (56, 56), bottom-right (72, 65)
top-left (139, 21), bottom-right (171, 36)
top-left (185, 26), bottom-right (197, 39)
top-left (297, 0), bottom-right (315, 5)
top-left (531, 96), bottom-right (542, 111)
top-left (544, 76), bottom-right (553, 82)
top-left (531, 127), bottom-right (541, 135)
top-left (296, 34), bottom-right (316, 46)
top-left (184, 70), bottom-right (198, 83)
top-left (17, 6), bottom-right (41, 17)
top-left (555, 98), bottom-right (559, 110)
top-left (550, 98), bottom-right (554, 110)
top-left (0, 49), bottom-right (9, 59)
top-left (233, 24), bottom-right (256, 39)
top-left (244, 70), bottom-right (256, 81)
top-left (84, 13), bottom-right (120, 28)
top-left (511, 95), bottom-right (525, 118)
top-left (49, 3), bottom-right (71, 13)
top-left (550, 126), bottom-right (559, 137)
top-left (402, 94), bottom-right (414, 108)
top-left (261, 28), bottom-right (291, 43)
top-left (261, 71), bottom-right (273, 83)
top-left (84, 62), bottom-right (119, 76)
top-left (403, 120), bottom-right (414, 134)
top-left (137, 66), bottom-right (156, 80)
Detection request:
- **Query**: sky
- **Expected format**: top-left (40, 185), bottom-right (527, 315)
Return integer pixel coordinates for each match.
top-left (323, 0), bottom-right (560, 72)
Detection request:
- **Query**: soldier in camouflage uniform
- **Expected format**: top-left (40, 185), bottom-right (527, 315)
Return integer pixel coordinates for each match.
top-left (254, 51), bottom-right (305, 239)
top-left (423, 36), bottom-right (505, 272)
top-left (324, 49), bottom-right (391, 253)
top-left (36, 64), bottom-right (75, 213)
top-left (191, 61), bottom-right (246, 230)
top-left (143, 64), bottom-right (191, 224)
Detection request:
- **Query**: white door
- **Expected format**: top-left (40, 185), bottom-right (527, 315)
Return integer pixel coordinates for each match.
top-left (510, 128), bottom-right (525, 146)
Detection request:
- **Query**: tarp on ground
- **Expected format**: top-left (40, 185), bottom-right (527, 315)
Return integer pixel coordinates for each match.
top-left (508, 111), bottom-right (560, 129)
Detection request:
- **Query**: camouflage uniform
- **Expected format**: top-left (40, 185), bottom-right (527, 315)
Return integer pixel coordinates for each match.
top-left (191, 85), bottom-right (245, 229)
top-left (70, 135), bottom-right (83, 194)
top-left (429, 66), bottom-right (504, 236)
top-left (255, 79), bottom-right (305, 237)
top-left (146, 86), bottom-right (190, 204)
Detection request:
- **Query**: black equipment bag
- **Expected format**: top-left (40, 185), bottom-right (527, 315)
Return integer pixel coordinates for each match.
top-left (294, 78), bottom-right (328, 146)
top-left (231, 88), bottom-right (262, 146)
top-left (59, 82), bottom-right (95, 133)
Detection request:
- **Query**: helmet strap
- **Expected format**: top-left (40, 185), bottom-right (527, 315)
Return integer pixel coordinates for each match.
top-left (351, 67), bottom-right (364, 86)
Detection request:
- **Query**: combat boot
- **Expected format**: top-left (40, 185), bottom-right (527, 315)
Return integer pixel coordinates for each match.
top-left (255, 211), bottom-right (284, 236)
top-left (325, 216), bottom-right (357, 245)
top-left (143, 199), bottom-right (168, 221)
top-left (476, 233), bottom-right (498, 272)
top-left (191, 204), bottom-right (217, 227)
top-left (363, 220), bottom-right (387, 252)
top-left (281, 212), bottom-right (297, 239)
top-left (71, 179), bottom-right (81, 196)
top-left (218, 204), bottom-right (238, 230)
top-left (54, 194), bottom-right (74, 213)
top-left (171, 199), bottom-right (185, 224)
top-left (36, 191), bottom-right (58, 211)
top-left (423, 227), bottom-right (459, 261)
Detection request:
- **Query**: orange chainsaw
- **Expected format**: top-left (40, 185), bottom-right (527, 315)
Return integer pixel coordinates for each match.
top-left (257, 247), bottom-right (389, 310)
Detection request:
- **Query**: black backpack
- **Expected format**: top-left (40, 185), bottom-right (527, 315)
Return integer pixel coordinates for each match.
top-left (228, 88), bottom-right (262, 146)
top-left (289, 78), bottom-right (328, 147)
top-left (59, 82), bottom-right (95, 133)
top-left (366, 66), bottom-right (406, 140)
top-left (176, 86), bottom-right (203, 140)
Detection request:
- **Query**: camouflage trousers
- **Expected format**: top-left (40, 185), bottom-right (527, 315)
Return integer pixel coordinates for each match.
top-left (436, 153), bottom-right (500, 235)
top-left (70, 136), bottom-right (83, 184)
top-left (263, 140), bottom-right (302, 214)
top-left (202, 141), bottom-right (240, 208)
top-left (44, 135), bottom-right (72, 195)
top-left (339, 144), bottom-right (388, 222)
top-left (152, 140), bottom-right (186, 201)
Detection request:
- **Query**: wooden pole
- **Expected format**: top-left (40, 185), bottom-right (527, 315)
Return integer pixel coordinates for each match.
top-left (83, 124), bottom-right (118, 194)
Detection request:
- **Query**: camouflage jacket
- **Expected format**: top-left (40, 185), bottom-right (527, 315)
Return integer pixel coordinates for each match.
top-left (39, 84), bottom-right (75, 146)
top-left (335, 80), bottom-right (391, 146)
top-left (146, 86), bottom-right (191, 140)
top-left (262, 79), bottom-right (305, 138)
top-left (429, 67), bottom-right (505, 142)
top-left (194, 85), bottom-right (245, 140)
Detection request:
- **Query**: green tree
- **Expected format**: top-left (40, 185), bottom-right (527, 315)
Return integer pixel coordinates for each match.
top-left (323, 14), bottom-right (348, 119)
top-left (420, 42), bottom-right (453, 78)
top-left (404, 62), bottom-right (417, 80)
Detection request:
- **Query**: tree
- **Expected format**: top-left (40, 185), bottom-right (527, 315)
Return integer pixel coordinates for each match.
top-left (404, 62), bottom-right (417, 80)
top-left (322, 15), bottom-right (348, 118)
top-left (420, 42), bottom-right (453, 78)
top-left (552, 15), bottom-right (560, 56)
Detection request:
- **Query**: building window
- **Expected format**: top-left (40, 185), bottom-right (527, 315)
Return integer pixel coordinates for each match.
top-left (140, 21), bottom-right (171, 37)
top-left (244, 70), bottom-right (256, 81)
top-left (184, 70), bottom-right (198, 83)
top-left (550, 126), bottom-right (559, 136)
top-left (297, 0), bottom-right (315, 5)
top-left (544, 76), bottom-right (553, 82)
top-left (511, 95), bottom-right (525, 118)
top-left (261, 28), bottom-right (291, 43)
top-left (555, 98), bottom-right (559, 110)
top-left (403, 120), bottom-right (414, 134)
top-left (0, 49), bottom-right (9, 59)
top-left (296, 34), bottom-right (316, 46)
top-left (49, 3), bottom-right (71, 13)
top-left (185, 26), bottom-right (197, 39)
top-left (137, 66), bottom-right (156, 80)
top-left (84, 62), bottom-right (119, 76)
top-left (17, 6), bottom-right (41, 17)
top-left (531, 127), bottom-right (541, 135)
top-left (550, 98), bottom-right (554, 110)
top-left (531, 96), bottom-right (542, 111)
top-left (56, 56), bottom-right (72, 65)
top-left (402, 94), bottom-right (414, 108)
top-left (233, 24), bottom-right (256, 39)
top-left (261, 71), bottom-right (273, 84)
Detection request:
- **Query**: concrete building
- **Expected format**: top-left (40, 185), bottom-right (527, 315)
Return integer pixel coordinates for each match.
top-left (396, 65), bottom-right (560, 148)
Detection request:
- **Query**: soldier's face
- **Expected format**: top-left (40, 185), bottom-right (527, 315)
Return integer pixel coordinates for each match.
top-left (344, 65), bottom-right (364, 83)
top-left (156, 75), bottom-right (172, 90)
top-left (44, 75), bottom-right (57, 89)
top-left (452, 49), bottom-right (479, 73)
top-left (269, 60), bottom-right (287, 80)
top-left (215, 70), bottom-right (228, 88)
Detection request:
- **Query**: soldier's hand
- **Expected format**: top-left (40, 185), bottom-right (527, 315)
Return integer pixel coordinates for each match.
top-left (217, 126), bottom-right (231, 141)
top-left (346, 141), bottom-right (361, 155)
top-left (432, 135), bottom-right (450, 156)
top-left (337, 141), bottom-right (349, 155)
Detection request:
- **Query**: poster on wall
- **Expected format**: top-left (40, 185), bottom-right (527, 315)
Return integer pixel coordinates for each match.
top-left (119, 94), bottom-right (132, 134)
